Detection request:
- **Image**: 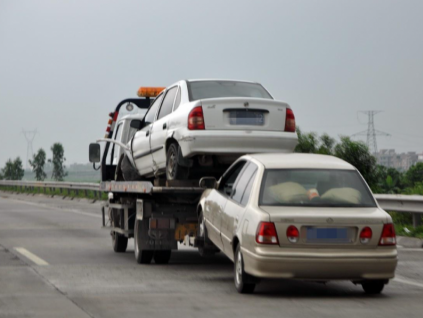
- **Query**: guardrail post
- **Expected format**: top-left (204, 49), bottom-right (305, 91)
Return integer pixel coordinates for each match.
top-left (413, 214), bottom-right (422, 227)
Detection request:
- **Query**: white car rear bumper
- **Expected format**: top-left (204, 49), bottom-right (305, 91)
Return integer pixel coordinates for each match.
top-left (176, 130), bottom-right (298, 158)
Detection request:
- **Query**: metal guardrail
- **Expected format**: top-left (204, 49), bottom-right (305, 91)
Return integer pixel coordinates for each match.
top-left (374, 194), bottom-right (423, 227)
top-left (0, 181), bottom-right (422, 226)
top-left (0, 180), bottom-right (102, 199)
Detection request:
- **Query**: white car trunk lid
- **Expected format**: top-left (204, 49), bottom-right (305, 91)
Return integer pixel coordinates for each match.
top-left (201, 97), bottom-right (289, 131)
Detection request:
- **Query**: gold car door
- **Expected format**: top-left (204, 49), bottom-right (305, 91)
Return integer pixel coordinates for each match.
top-left (220, 162), bottom-right (258, 258)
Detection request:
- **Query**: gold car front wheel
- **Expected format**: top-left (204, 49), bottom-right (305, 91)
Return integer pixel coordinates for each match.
top-left (234, 244), bottom-right (256, 294)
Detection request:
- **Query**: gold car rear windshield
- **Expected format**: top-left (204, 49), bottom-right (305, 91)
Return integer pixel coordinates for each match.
top-left (259, 169), bottom-right (377, 207)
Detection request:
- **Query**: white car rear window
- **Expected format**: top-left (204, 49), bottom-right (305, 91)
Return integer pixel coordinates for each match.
top-left (187, 81), bottom-right (272, 101)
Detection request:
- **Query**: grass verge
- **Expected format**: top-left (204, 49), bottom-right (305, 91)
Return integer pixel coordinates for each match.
top-left (0, 185), bottom-right (107, 201)
top-left (390, 211), bottom-right (423, 239)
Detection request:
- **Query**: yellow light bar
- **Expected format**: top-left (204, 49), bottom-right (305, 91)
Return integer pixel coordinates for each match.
top-left (137, 87), bottom-right (165, 98)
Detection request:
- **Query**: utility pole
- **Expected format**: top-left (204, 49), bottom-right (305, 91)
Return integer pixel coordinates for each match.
top-left (22, 129), bottom-right (38, 170)
top-left (352, 111), bottom-right (389, 155)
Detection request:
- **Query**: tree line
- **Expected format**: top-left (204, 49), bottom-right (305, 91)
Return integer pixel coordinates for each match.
top-left (0, 143), bottom-right (67, 182)
top-left (1, 132), bottom-right (422, 194)
top-left (295, 128), bottom-right (423, 195)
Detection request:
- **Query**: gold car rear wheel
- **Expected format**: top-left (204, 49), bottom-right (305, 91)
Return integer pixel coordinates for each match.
top-left (361, 280), bottom-right (386, 294)
top-left (234, 244), bottom-right (256, 294)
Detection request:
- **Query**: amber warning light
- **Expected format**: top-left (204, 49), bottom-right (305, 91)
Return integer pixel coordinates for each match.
top-left (137, 87), bottom-right (165, 98)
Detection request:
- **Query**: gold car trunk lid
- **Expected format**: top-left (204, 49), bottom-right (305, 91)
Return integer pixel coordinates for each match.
top-left (260, 207), bottom-right (388, 248)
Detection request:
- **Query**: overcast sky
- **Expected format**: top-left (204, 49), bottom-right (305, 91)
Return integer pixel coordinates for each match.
top-left (1, 0), bottom-right (423, 168)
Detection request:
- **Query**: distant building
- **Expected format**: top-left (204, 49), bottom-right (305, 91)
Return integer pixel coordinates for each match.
top-left (376, 149), bottom-right (419, 171)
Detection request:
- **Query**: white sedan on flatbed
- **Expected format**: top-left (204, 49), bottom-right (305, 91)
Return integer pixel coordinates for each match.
top-left (197, 153), bottom-right (398, 293)
top-left (127, 80), bottom-right (298, 180)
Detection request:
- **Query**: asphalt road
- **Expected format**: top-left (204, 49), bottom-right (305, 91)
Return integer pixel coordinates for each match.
top-left (1, 192), bottom-right (423, 318)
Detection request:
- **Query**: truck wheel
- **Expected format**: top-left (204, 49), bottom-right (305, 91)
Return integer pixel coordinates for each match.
top-left (166, 143), bottom-right (189, 181)
top-left (112, 232), bottom-right (128, 253)
top-left (154, 250), bottom-right (172, 264)
top-left (197, 210), bottom-right (217, 257)
top-left (234, 244), bottom-right (256, 294)
top-left (362, 280), bottom-right (385, 294)
top-left (134, 220), bottom-right (153, 264)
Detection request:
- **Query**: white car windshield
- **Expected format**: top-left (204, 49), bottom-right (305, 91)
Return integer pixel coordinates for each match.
top-left (187, 81), bottom-right (273, 101)
top-left (259, 169), bottom-right (377, 207)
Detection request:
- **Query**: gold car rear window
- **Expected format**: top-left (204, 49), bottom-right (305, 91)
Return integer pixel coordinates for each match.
top-left (259, 169), bottom-right (377, 208)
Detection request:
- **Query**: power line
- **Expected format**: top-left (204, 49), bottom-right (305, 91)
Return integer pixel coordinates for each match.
top-left (351, 111), bottom-right (390, 154)
top-left (22, 129), bottom-right (38, 170)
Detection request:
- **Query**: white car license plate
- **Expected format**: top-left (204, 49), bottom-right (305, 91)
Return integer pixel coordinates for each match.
top-left (229, 110), bottom-right (264, 126)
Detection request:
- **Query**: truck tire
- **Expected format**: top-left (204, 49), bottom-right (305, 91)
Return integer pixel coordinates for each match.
top-left (166, 143), bottom-right (189, 181)
top-left (154, 250), bottom-right (172, 264)
top-left (197, 210), bottom-right (217, 257)
top-left (134, 220), bottom-right (154, 264)
top-left (110, 207), bottom-right (128, 253)
top-left (112, 232), bottom-right (128, 253)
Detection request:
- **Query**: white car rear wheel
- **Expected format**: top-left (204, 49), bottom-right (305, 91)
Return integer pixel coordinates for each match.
top-left (166, 143), bottom-right (189, 181)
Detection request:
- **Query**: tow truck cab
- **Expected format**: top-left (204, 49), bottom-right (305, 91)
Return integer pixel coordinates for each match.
top-left (93, 97), bottom-right (154, 182)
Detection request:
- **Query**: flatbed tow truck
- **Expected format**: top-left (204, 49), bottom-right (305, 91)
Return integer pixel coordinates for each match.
top-left (89, 88), bottom-right (217, 264)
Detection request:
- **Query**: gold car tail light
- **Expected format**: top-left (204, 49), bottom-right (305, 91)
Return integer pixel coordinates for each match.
top-left (379, 224), bottom-right (396, 246)
top-left (256, 222), bottom-right (279, 245)
top-left (286, 225), bottom-right (299, 243)
top-left (360, 227), bottom-right (372, 244)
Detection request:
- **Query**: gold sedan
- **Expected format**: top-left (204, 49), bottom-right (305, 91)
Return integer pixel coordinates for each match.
top-left (198, 153), bottom-right (397, 293)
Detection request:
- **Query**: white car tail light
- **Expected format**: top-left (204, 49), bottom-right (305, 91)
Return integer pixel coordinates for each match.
top-left (188, 106), bottom-right (205, 130)
top-left (284, 108), bottom-right (295, 132)
top-left (256, 222), bottom-right (279, 245)
top-left (360, 226), bottom-right (372, 244)
top-left (286, 225), bottom-right (299, 243)
top-left (379, 223), bottom-right (396, 246)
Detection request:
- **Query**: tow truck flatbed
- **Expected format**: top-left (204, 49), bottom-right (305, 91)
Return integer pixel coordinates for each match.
top-left (100, 181), bottom-right (205, 194)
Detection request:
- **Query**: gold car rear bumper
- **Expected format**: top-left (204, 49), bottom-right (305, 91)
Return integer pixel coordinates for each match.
top-left (242, 247), bottom-right (397, 280)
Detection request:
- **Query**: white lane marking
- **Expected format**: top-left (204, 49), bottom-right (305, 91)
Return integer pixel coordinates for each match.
top-left (397, 247), bottom-right (423, 252)
top-left (393, 276), bottom-right (423, 289)
top-left (15, 247), bottom-right (49, 266)
top-left (6, 197), bottom-right (102, 219)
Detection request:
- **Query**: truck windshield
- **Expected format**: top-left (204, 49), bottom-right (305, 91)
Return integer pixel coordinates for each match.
top-left (187, 81), bottom-right (272, 101)
top-left (259, 169), bottom-right (377, 208)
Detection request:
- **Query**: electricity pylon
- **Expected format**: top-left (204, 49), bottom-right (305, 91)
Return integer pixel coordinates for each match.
top-left (352, 111), bottom-right (389, 154)
top-left (22, 129), bottom-right (38, 170)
